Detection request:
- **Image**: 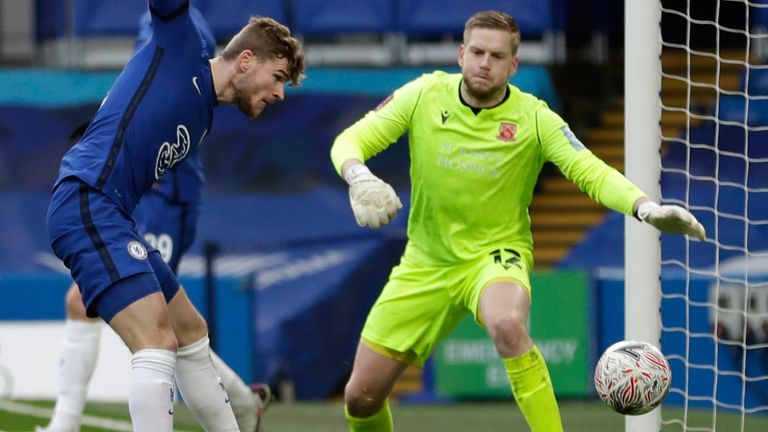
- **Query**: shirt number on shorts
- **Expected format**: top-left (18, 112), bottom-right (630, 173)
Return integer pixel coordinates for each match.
top-left (143, 233), bottom-right (174, 264)
top-left (489, 248), bottom-right (521, 270)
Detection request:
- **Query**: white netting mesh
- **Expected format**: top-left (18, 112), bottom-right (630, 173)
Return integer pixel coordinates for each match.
top-left (658, 0), bottom-right (768, 430)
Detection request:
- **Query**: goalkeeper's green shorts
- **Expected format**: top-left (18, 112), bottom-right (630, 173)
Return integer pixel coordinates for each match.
top-left (361, 246), bottom-right (532, 366)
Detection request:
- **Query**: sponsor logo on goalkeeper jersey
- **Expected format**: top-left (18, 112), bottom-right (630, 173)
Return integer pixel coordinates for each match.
top-left (497, 122), bottom-right (517, 142)
top-left (436, 143), bottom-right (502, 177)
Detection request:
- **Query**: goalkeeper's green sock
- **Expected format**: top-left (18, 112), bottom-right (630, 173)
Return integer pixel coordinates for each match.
top-left (345, 400), bottom-right (393, 432)
top-left (504, 345), bottom-right (564, 432)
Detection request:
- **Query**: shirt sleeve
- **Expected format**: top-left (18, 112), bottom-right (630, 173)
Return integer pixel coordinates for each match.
top-left (330, 75), bottom-right (425, 176)
top-left (537, 106), bottom-right (647, 216)
top-left (149, 0), bottom-right (189, 20)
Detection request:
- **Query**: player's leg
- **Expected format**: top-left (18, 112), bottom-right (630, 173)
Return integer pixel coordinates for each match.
top-left (106, 285), bottom-right (178, 431)
top-left (209, 351), bottom-right (267, 432)
top-left (250, 383), bottom-right (273, 426)
top-left (39, 284), bottom-right (102, 432)
top-left (344, 340), bottom-right (409, 432)
top-left (478, 281), bottom-right (562, 432)
top-left (345, 258), bottom-right (460, 431)
top-left (140, 193), bottom-right (255, 430)
top-left (48, 180), bottom-right (178, 431)
top-left (163, 282), bottom-right (239, 431)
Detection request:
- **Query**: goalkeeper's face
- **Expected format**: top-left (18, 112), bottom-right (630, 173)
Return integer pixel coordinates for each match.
top-left (459, 28), bottom-right (519, 101)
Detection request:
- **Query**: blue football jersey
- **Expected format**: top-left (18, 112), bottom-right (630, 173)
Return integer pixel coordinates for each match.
top-left (55, 0), bottom-right (216, 213)
top-left (137, 5), bottom-right (216, 57)
top-left (137, 5), bottom-right (215, 204)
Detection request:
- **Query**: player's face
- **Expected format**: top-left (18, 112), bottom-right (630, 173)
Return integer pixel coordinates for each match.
top-left (458, 28), bottom-right (519, 102)
top-left (232, 56), bottom-right (290, 119)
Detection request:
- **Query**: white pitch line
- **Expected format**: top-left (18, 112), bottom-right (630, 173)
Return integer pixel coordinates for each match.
top-left (0, 399), bottom-right (195, 432)
top-left (0, 400), bottom-right (132, 431)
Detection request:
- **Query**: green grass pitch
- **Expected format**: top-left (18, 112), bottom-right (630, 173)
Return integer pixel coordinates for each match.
top-left (1, 399), bottom-right (767, 431)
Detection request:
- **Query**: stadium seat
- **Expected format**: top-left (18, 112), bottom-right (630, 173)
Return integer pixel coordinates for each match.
top-left (193, 0), bottom-right (287, 42)
top-left (34, 0), bottom-right (567, 66)
top-left (561, 123), bottom-right (768, 270)
top-left (288, 0), bottom-right (397, 66)
top-left (72, 0), bottom-right (145, 36)
top-left (291, 0), bottom-right (394, 35)
top-left (717, 95), bottom-right (768, 127)
top-left (36, 0), bottom-right (286, 42)
top-left (750, 0), bottom-right (768, 60)
top-left (396, 0), bottom-right (559, 38)
top-left (396, 0), bottom-right (565, 65)
top-left (35, 0), bottom-right (68, 40)
top-left (35, 0), bottom-right (144, 39)
top-left (751, 0), bottom-right (768, 30)
top-left (740, 67), bottom-right (768, 95)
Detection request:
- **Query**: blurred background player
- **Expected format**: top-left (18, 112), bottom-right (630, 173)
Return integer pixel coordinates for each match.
top-left (331, 10), bottom-right (704, 432)
top-left (39, 6), bottom-right (272, 432)
top-left (45, 0), bottom-right (304, 430)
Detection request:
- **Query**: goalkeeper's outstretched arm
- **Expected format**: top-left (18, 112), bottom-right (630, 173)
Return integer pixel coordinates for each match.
top-left (633, 197), bottom-right (706, 241)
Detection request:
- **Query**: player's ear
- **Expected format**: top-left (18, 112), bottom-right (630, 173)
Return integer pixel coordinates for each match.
top-left (236, 50), bottom-right (254, 72)
top-left (508, 56), bottom-right (519, 77)
top-left (458, 44), bottom-right (465, 68)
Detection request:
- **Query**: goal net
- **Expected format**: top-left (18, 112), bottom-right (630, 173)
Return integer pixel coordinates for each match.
top-left (627, 0), bottom-right (768, 430)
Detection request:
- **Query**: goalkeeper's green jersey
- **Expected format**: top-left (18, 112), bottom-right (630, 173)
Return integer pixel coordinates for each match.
top-left (331, 71), bottom-right (647, 265)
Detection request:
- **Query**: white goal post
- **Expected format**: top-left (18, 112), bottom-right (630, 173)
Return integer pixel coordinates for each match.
top-left (625, 1), bottom-right (663, 431)
top-left (626, 1), bottom-right (768, 431)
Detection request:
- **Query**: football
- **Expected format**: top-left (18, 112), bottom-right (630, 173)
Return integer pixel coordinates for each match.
top-left (594, 340), bottom-right (672, 415)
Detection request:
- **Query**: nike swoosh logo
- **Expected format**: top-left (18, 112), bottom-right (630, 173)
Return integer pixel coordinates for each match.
top-left (441, 112), bottom-right (450, 124)
top-left (192, 76), bottom-right (201, 95)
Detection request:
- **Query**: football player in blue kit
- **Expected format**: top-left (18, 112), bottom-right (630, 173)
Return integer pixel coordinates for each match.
top-left (40, 6), bottom-right (274, 431)
top-left (45, 1), bottom-right (304, 430)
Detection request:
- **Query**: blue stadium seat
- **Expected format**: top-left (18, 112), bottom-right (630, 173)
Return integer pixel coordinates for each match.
top-left (740, 67), bottom-right (768, 95)
top-left (396, 0), bottom-right (558, 38)
top-left (35, 0), bottom-right (564, 43)
top-left (193, 0), bottom-right (287, 42)
top-left (35, 0), bottom-right (566, 65)
top-left (665, 125), bottom-right (768, 255)
top-left (35, 0), bottom-right (286, 42)
top-left (35, 0), bottom-right (144, 39)
top-left (751, 0), bottom-right (768, 29)
top-left (291, 0), bottom-right (394, 35)
top-left (35, 0), bottom-right (68, 40)
top-left (717, 95), bottom-right (768, 126)
top-left (72, 0), bottom-right (145, 36)
top-left (561, 124), bottom-right (768, 270)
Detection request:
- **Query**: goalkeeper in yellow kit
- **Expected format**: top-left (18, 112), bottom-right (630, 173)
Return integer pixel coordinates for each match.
top-left (331, 10), bottom-right (705, 432)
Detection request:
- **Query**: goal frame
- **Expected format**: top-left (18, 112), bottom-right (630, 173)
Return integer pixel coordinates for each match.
top-left (624, 1), bottom-right (663, 431)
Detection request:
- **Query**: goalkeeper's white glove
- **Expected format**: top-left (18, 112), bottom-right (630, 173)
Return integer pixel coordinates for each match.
top-left (637, 201), bottom-right (706, 241)
top-left (344, 164), bottom-right (402, 229)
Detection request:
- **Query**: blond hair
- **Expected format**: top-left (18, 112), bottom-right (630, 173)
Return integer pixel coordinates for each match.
top-left (220, 16), bottom-right (305, 86)
top-left (463, 11), bottom-right (521, 56)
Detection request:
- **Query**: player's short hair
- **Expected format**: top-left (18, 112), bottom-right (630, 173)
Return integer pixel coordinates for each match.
top-left (220, 16), bottom-right (305, 86)
top-left (463, 11), bottom-right (521, 56)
